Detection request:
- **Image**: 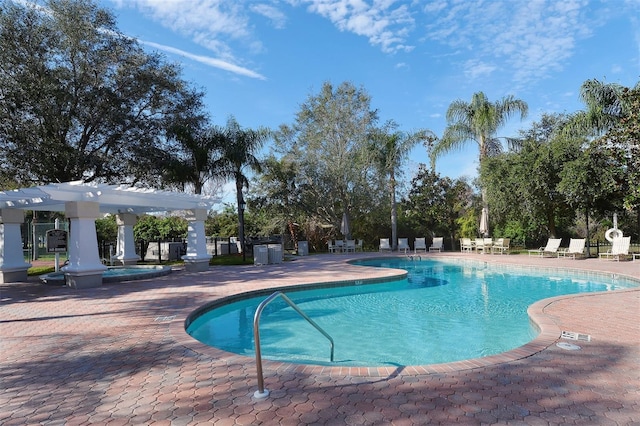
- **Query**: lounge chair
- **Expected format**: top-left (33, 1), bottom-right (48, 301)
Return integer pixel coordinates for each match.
top-left (557, 238), bottom-right (586, 259)
top-left (414, 237), bottom-right (427, 253)
top-left (599, 236), bottom-right (631, 261)
top-left (429, 237), bottom-right (443, 252)
top-left (528, 238), bottom-right (562, 257)
top-left (398, 238), bottom-right (410, 254)
top-left (379, 238), bottom-right (391, 252)
top-left (345, 239), bottom-right (356, 253)
top-left (491, 238), bottom-right (510, 255)
top-left (460, 238), bottom-right (474, 253)
top-left (475, 238), bottom-right (492, 254)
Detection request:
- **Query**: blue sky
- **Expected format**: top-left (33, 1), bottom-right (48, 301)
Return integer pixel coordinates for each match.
top-left (100, 0), bottom-right (640, 190)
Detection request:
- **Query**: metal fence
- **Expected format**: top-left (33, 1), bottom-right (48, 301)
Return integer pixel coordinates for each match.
top-left (23, 221), bottom-right (70, 261)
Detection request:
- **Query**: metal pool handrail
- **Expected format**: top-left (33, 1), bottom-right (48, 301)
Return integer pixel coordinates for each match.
top-left (253, 291), bottom-right (334, 398)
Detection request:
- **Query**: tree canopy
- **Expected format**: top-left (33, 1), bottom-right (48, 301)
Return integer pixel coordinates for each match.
top-left (0, 0), bottom-right (204, 186)
top-left (272, 81), bottom-right (383, 237)
top-left (431, 92), bottom-right (528, 236)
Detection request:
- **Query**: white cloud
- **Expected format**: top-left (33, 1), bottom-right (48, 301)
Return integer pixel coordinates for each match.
top-left (107, 0), bottom-right (256, 60)
top-left (142, 41), bottom-right (267, 80)
top-left (251, 3), bottom-right (288, 29)
top-left (463, 59), bottom-right (496, 80)
top-left (422, 0), bottom-right (598, 85)
top-left (301, 0), bottom-right (415, 53)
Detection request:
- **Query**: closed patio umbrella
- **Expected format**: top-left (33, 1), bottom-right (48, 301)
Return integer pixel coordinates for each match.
top-left (479, 207), bottom-right (489, 237)
top-left (340, 212), bottom-right (351, 239)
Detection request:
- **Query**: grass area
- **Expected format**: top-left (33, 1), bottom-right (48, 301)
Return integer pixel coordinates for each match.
top-left (28, 266), bottom-right (56, 276)
top-left (209, 254), bottom-right (255, 266)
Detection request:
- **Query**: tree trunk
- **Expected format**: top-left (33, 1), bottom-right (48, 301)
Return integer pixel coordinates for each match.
top-left (236, 180), bottom-right (245, 257)
top-left (390, 169), bottom-right (397, 251)
top-left (546, 208), bottom-right (557, 238)
top-left (585, 206), bottom-right (590, 258)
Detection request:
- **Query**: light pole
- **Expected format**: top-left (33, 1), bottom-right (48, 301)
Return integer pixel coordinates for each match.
top-left (239, 201), bottom-right (246, 262)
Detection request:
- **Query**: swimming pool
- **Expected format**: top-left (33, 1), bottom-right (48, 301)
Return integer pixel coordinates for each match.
top-left (186, 258), bottom-right (637, 367)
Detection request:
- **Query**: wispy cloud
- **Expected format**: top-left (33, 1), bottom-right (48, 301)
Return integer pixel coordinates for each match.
top-left (420, 0), bottom-right (617, 86)
top-left (463, 59), bottom-right (497, 80)
top-left (300, 0), bottom-right (416, 53)
top-left (107, 0), bottom-right (272, 78)
top-left (142, 41), bottom-right (267, 80)
top-left (251, 3), bottom-right (288, 29)
top-left (108, 0), bottom-right (255, 60)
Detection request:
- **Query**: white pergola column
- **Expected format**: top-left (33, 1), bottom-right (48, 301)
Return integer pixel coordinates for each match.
top-left (0, 209), bottom-right (31, 283)
top-left (62, 201), bottom-right (107, 288)
top-left (182, 209), bottom-right (211, 272)
top-left (114, 213), bottom-right (140, 265)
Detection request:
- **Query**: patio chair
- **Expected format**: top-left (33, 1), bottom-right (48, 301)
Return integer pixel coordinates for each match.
top-left (460, 238), bottom-right (474, 253)
top-left (379, 238), bottom-right (391, 252)
top-left (491, 238), bottom-right (510, 255)
top-left (327, 241), bottom-right (337, 254)
top-left (345, 239), bottom-right (356, 253)
top-left (414, 237), bottom-right (427, 253)
top-left (398, 238), bottom-right (410, 254)
top-left (475, 238), bottom-right (492, 254)
top-left (598, 236), bottom-right (631, 261)
top-left (355, 239), bottom-right (363, 251)
top-left (528, 238), bottom-right (562, 257)
top-left (334, 239), bottom-right (344, 253)
top-left (429, 237), bottom-right (444, 252)
top-left (557, 238), bottom-right (586, 259)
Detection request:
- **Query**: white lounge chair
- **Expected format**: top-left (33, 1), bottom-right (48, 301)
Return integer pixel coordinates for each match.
top-left (345, 239), bottom-right (356, 253)
top-left (398, 238), bottom-right (410, 254)
top-left (429, 237), bottom-right (443, 252)
top-left (379, 238), bottom-right (391, 252)
top-left (460, 238), bottom-right (474, 253)
top-left (491, 238), bottom-right (510, 255)
top-left (528, 238), bottom-right (562, 257)
top-left (475, 238), bottom-right (492, 254)
top-left (558, 238), bottom-right (586, 259)
top-left (599, 236), bottom-right (631, 261)
top-left (414, 237), bottom-right (427, 253)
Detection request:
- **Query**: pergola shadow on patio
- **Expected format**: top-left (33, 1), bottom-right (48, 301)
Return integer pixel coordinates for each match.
top-left (0, 181), bottom-right (218, 288)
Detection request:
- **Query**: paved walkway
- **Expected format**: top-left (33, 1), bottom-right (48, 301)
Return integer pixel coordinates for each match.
top-left (1, 253), bottom-right (639, 425)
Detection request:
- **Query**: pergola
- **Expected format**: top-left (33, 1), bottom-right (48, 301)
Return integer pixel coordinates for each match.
top-left (0, 181), bottom-right (219, 288)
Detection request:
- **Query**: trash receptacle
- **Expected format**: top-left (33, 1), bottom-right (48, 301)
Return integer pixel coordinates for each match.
top-left (267, 244), bottom-right (283, 264)
top-left (298, 241), bottom-right (309, 256)
top-left (253, 245), bottom-right (268, 265)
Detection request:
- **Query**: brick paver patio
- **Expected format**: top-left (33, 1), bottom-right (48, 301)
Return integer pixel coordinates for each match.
top-left (1, 253), bottom-right (639, 425)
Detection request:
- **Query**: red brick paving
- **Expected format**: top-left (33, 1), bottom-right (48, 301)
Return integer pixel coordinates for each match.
top-left (1, 253), bottom-right (639, 425)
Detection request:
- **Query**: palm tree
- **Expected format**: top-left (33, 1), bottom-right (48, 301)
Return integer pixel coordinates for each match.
top-left (564, 79), bottom-right (630, 138)
top-left (562, 79), bottom-right (640, 246)
top-left (372, 121), bottom-right (432, 250)
top-left (164, 124), bottom-right (219, 194)
top-left (213, 116), bottom-right (269, 259)
top-left (430, 92), bottom-right (528, 236)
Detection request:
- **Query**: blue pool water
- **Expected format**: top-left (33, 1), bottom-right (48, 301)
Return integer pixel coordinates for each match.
top-left (187, 259), bottom-right (637, 367)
